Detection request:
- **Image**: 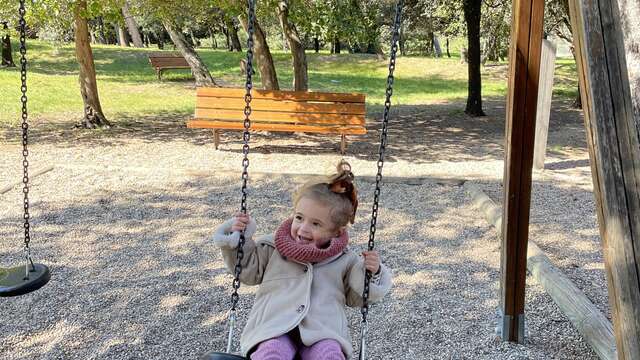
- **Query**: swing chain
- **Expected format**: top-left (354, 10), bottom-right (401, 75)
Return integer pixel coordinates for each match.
top-left (227, 0), bottom-right (255, 353)
top-left (18, 0), bottom-right (33, 272)
top-left (360, 0), bottom-right (403, 329)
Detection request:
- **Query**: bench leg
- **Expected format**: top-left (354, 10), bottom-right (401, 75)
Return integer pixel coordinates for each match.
top-left (340, 134), bottom-right (347, 155)
top-left (213, 129), bottom-right (220, 150)
top-left (157, 69), bottom-right (163, 81)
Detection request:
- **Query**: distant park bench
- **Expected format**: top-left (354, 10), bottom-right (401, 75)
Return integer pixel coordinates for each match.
top-left (187, 87), bottom-right (367, 154)
top-left (148, 52), bottom-right (191, 80)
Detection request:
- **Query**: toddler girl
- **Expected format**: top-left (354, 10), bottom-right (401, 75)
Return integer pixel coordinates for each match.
top-left (213, 162), bottom-right (392, 359)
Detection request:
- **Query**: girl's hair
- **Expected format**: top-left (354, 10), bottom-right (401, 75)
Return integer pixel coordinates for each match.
top-left (293, 160), bottom-right (359, 229)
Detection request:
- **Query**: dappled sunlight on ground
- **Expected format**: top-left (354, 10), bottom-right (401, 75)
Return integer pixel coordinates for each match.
top-left (0, 90), bottom-right (604, 359)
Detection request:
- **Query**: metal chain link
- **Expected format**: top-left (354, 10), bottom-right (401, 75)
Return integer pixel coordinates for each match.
top-left (360, 0), bottom-right (404, 339)
top-left (18, 0), bottom-right (34, 276)
top-left (227, 0), bottom-right (255, 353)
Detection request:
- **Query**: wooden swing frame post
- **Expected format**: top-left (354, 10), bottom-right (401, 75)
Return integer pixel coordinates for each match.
top-left (499, 0), bottom-right (545, 343)
top-left (501, 0), bottom-right (640, 354)
top-left (568, 0), bottom-right (640, 357)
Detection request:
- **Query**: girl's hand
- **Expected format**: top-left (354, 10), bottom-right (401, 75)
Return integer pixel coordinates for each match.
top-left (362, 251), bottom-right (381, 274)
top-left (231, 213), bottom-right (251, 232)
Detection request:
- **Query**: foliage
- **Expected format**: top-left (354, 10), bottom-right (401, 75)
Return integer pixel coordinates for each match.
top-left (544, 0), bottom-right (573, 44)
top-left (0, 0), bottom-right (128, 43)
top-left (401, 0), bottom-right (459, 55)
top-left (402, 0), bottom-right (510, 59)
top-left (252, 0), bottom-right (395, 54)
top-left (0, 0), bottom-right (517, 57)
top-left (480, 0), bottom-right (510, 62)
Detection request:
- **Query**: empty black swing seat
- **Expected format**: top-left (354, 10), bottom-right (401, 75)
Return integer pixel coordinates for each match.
top-left (0, 263), bottom-right (51, 297)
top-left (199, 351), bottom-right (247, 360)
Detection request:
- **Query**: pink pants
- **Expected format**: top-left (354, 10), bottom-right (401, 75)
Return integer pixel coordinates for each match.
top-left (250, 333), bottom-right (345, 360)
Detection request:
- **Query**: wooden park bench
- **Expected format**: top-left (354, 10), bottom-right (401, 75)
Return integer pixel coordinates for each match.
top-left (148, 52), bottom-right (191, 80)
top-left (187, 87), bottom-right (367, 154)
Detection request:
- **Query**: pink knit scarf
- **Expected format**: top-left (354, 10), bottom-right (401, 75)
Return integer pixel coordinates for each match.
top-left (275, 218), bottom-right (348, 263)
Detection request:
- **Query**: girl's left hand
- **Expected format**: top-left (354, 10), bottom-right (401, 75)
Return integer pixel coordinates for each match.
top-left (362, 251), bottom-right (381, 274)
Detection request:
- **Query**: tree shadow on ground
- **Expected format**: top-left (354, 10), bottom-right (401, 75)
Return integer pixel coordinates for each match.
top-left (545, 158), bottom-right (590, 170)
top-left (470, 177), bottom-right (610, 319)
top-left (0, 171), bottom-right (601, 359)
top-left (0, 99), bottom-right (586, 166)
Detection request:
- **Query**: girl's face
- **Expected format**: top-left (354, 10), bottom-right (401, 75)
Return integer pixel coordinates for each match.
top-left (291, 196), bottom-right (342, 249)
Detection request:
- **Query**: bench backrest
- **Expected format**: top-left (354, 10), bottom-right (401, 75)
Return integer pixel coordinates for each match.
top-left (148, 53), bottom-right (189, 68)
top-left (195, 87), bottom-right (366, 127)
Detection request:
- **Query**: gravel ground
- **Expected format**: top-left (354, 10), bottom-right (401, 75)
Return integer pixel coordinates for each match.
top-left (0, 101), bottom-right (607, 359)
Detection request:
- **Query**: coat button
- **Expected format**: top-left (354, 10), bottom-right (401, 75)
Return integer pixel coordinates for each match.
top-left (296, 305), bottom-right (305, 313)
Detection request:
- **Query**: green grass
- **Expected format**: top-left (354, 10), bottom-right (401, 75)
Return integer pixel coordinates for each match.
top-left (553, 57), bottom-right (580, 99)
top-left (0, 40), bottom-right (579, 126)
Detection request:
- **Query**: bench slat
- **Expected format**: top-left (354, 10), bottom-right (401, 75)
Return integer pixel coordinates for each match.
top-left (148, 52), bottom-right (183, 57)
top-left (152, 66), bottom-right (191, 70)
top-left (197, 97), bottom-right (366, 115)
top-left (149, 56), bottom-right (187, 59)
top-left (194, 109), bottom-right (365, 125)
top-left (197, 87), bottom-right (366, 103)
top-left (187, 120), bottom-right (367, 135)
top-left (150, 60), bottom-right (189, 67)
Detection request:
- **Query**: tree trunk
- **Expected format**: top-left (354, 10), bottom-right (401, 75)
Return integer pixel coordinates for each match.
top-left (282, 31), bottom-right (288, 51)
top-left (74, 0), bottom-right (110, 128)
top-left (238, 15), bottom-right (279, 90)
top-left (114, 23), bottom-right (121, 45)
top-left (366, 42), bottom-right (377, 54)
top-left (223, 27), bottom-right (231, 50)
top-left (154, 30), bottom-right (165, 49)
top-left (573, 80), bottom-right (583, 109)
top-left (116, 24), bottom-right (129, 47)
top-left (569, 46), bottom-right (582, 109)
top-left (314, 37), bottom-right (320, 53)
top-left (484, 31), bottom-right (502, 62)
top-left (122, 1), bottom-right (144, 48)
top-left (463, 0), bottom-right (486, 116)
top-left (96, 16), bottom-right (107, 44)
top-left (433, 35), bottom-right (442, 57)
top-left (1, 22), bottom-right (15, 67)
top-left (481, 38), bottom-right (489, 65)
top-left (399, 25), bottom-right (406, 56)
top-left (209, 29), bottom-right (217, 49)
top-left (226, 19), bottom-right (242, 51)
top-left (446, 37), bottom-right (451, 58)
top-left (277, 1), bottom-right (308, 91)
top-left (334, 36), bottom-right (341, 54)
top-left (426, 31), bottom-right (434, 56)
top-left (162, 21), bottom-right (217, 87)
top-left (189, 29), bottom-right (200, 47)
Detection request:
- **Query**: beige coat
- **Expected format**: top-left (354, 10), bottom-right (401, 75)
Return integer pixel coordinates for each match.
top-left (215, 219), bottom-right (393, 359)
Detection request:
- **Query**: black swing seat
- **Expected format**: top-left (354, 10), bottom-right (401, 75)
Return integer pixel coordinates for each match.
top-left (0, 263), bottom-right (50, 297)
top-left (200, 351), bottom-right (247, 360)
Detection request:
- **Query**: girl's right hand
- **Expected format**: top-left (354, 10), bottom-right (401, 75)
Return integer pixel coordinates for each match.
top-left (231, 213), bottom-right (251, 232)
top-left (213, 214), bottom-right (256, 248)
